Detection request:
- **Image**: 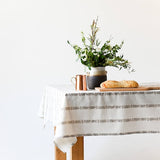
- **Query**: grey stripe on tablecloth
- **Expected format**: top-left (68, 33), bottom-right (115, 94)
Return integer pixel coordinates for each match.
top-left (63, 104), bottom-right (160, 110)
top-left (61, 117), bottom-right (160, 124)
top-left (62, 131), bottom-right (160, 138)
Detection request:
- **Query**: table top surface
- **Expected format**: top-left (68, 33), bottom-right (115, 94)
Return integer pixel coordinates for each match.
top-left (46, 83), bottom-right (160, 95)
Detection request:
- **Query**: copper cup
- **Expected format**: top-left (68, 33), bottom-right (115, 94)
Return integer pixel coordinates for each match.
top-left (83, 75), bottom-right (87, 91)
top-left (71, 75), bottom-right (83, 90)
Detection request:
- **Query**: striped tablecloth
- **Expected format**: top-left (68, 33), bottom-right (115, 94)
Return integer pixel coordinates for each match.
top-left (39, 84), bottom-right (160, 152)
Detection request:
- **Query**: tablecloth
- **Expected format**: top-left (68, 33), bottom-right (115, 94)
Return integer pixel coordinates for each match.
top-left (39, 84), bottom-right (160, 153)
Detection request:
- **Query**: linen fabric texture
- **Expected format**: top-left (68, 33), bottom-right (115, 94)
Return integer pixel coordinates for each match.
top-left (39, 85), bottom-right (160, 152)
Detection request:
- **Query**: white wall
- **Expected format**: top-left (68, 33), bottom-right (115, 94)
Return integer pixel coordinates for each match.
top-left (1, 0), bottom-right (160, 160)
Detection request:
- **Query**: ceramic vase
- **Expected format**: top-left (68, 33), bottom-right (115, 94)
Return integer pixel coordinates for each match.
top-left (87, 67), bottom-right (107, 89)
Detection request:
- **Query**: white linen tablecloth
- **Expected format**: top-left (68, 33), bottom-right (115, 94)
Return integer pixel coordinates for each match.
top-left (39, 84), bottom-right (160, 152)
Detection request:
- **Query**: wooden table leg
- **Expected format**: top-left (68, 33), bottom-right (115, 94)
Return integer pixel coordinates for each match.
top-left (55, 145), bottom-right (66, 160)
top-left (71, 137), bottom-right (84, 160)
top-left (54, 127), bottom-right (83, 160)
top-left (54, 127), bottom-right (66, 160)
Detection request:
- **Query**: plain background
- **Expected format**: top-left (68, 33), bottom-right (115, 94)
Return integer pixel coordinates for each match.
top-left (1, 0), bottom-right (160, 160)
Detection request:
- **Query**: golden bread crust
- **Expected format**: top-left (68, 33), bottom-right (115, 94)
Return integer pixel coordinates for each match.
top-left (120, 80), bottom-right (139, 88)
top-left (100, 80), bottom-right (139, 88)
top-left (100, 80), bottom-right (122, 88)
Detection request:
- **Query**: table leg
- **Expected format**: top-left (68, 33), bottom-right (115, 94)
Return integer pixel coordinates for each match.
top-left (55, 145), bottom-right (66, 160)
top-left (70, 137), bottom-right (84, 160)
top-left (54, 127), bottom-right (66, 160)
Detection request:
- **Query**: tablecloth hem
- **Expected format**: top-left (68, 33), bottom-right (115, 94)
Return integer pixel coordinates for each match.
top-left (54, 137), bottom-right (77, 153)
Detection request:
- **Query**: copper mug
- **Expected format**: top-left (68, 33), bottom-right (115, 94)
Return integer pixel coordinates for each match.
top-left (71, 75), bottom-right (87, 91)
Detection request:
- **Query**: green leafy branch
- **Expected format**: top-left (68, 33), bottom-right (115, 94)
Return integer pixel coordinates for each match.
top-left (67, 18), bottom-right (134, 72)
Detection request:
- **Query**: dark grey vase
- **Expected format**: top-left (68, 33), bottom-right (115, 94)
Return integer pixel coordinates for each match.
top-left (87, 74), bottom-right (107, 89)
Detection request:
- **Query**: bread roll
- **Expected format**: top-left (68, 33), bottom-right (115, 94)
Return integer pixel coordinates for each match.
top-left (100, 80), bottom-right (139, 88)
top-left (120, 80), bottom-right (139, 88)
top-left (100, 80), bottom-right (122, 88)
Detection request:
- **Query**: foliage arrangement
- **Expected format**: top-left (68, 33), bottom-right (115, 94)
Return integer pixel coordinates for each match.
top-left (67, 18), bottom-right (134, 72)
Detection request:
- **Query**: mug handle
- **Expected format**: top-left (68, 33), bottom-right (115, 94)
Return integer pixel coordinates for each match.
top-left (71, 76), bottom-right (76, 85)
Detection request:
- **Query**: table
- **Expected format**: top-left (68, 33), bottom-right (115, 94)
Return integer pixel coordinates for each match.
top-left (39, 84), bottom-right (160, 160)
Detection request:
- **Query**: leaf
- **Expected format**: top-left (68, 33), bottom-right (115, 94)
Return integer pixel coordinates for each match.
top-left (67, 19), bottom-right (134, 72)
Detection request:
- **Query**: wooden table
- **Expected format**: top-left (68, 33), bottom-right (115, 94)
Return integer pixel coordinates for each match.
top-left (39, 85), bottom-right (160, 160)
